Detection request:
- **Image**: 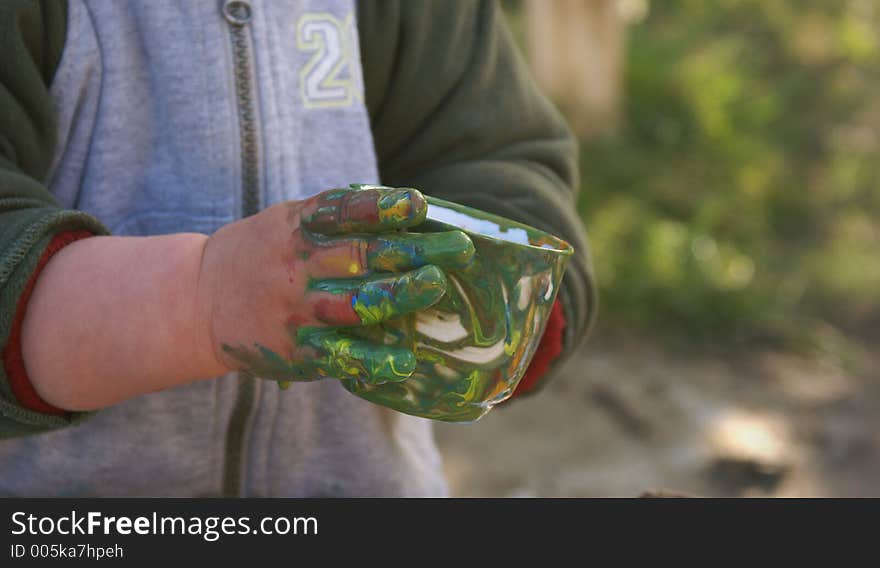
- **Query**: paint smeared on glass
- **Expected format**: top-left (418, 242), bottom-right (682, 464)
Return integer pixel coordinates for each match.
top-left (340, 195), bottom-right (574, 422)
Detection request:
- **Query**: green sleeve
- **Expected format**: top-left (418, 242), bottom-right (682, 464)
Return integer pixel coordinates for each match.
top-left (0, 0), bottom-right (107, 437)
top-left (358, 0), bottom-right (597, 380)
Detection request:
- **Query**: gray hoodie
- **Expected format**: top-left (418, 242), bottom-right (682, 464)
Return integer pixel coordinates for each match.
top-left (0, 0), bottom-right (594, 496)
top-left (0, 0), bottom-right (447, 497)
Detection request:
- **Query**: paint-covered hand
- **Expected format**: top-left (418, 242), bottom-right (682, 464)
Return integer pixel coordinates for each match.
top-left (197, 185), bottom-right (474, 385)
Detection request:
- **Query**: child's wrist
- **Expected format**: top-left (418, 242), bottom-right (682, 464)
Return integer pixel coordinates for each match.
top-left (187, 233), bottom-right (230, 381)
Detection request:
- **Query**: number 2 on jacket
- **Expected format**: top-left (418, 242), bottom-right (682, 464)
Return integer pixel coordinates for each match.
top-left (297, 12), bottom-right (363, 109)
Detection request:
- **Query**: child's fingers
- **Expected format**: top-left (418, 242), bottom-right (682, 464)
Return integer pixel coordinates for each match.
top-left (364, 231), bottom-right (475, 272)
top-left (221, 334), bottom-right (415, 385)
top-left (297, 328), bottom-right (416, 385)
top-left (309, 265), bottom-right (448, 326)
top-left (307, 230), bottom-right (475, 278)
top-left (300, 186), bottom-right (427, 235)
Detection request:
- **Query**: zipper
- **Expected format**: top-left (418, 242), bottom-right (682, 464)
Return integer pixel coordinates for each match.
top-left (221, 0), bottom-right (262, 497)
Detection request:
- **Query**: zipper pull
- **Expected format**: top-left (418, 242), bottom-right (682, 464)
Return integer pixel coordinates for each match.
top-left (223, 0), bottom-right (252, 26)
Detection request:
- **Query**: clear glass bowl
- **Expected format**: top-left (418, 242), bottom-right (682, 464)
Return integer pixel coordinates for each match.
top-left (343, 195), bottom-right (574, 422)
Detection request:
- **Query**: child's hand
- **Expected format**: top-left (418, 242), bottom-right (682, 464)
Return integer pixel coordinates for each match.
top-left (197, 186), bottom-right (473, 385)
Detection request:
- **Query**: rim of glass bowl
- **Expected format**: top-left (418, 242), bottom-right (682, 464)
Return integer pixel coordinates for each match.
top-left (422, 195), bottom-right (574, 257)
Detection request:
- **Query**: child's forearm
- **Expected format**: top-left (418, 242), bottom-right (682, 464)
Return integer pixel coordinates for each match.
top-left (15, 187), bottom-right (472, 413)
top-left (20, 233), bottom-right (226, 411)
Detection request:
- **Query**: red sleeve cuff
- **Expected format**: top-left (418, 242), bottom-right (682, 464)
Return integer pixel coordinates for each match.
top-left (3, 230), bottom-right (94, 416)
top-left (511, 298), bottom-right (566, 398)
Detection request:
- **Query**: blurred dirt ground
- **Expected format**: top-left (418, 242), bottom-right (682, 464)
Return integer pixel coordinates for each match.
top-left (434, 335), bottom-right (880, 497)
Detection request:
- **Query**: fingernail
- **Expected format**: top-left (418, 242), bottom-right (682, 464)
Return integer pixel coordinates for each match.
top-left (377, 188), bottom-right (426, 226)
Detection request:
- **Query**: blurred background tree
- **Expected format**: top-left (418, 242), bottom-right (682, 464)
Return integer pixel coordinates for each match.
top-left (525, 0), bottom-right (625, 136)
top-left (506, 0), bottom-right (880, 354)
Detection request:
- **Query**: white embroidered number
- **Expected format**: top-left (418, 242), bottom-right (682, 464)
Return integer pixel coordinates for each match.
top-left (297, 13), bottom-right (360, 108)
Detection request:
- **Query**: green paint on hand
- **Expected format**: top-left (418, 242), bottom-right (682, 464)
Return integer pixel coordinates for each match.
top-left (297, 328), bottom-right (416, 383)
top-left (221, 327), bottom-right (416, 386)
top-left (301, 186), bottom-right (427, 235)
top-left (351, 265), bottom-right (447, 325)
top-left (367, 230), bottom-right (474, 272)
top-left (376, 188), bottom-right (426, 226)
top-left (310, 265), bottom-right (448, 325)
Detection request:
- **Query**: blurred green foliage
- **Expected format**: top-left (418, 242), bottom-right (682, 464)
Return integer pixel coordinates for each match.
top-left (527, 0), bottom-right (880, 348)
